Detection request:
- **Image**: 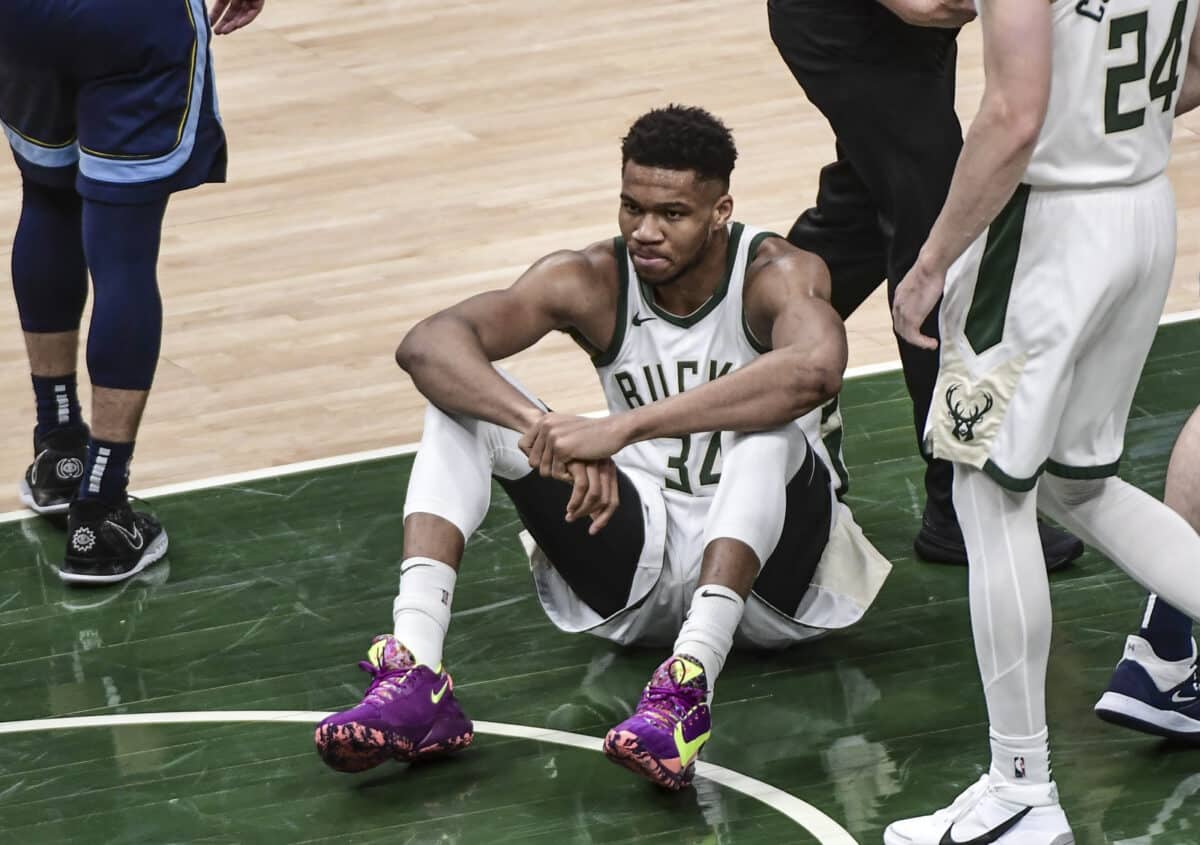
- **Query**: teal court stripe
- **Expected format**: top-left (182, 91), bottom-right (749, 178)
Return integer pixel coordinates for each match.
top-left (0, 711), bottom-right (859, 845)
top-left (1, 308), bottom-right (1196, 527)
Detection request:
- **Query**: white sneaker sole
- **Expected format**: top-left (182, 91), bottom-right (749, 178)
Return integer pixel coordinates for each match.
top-left (884, 825), bottom-right (1073, 845)
top-left (17, 477), bottom-right (71, 516)
top-left (58, 530), bottom-right (169, 585)
top-left (1096, 691), bottom-right (1200, 739)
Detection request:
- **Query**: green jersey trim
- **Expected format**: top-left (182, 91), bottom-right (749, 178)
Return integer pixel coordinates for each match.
top-left (1044, 457), bottom-right (1122, 480)
top-left (638, 222), bottom-right (745, 328)
top-left (982, 458), bottom-right (1043, 493)
top-left (741, 230), bottom-right (784, 353)
top-left (592, 237), bottom-right (631, 367)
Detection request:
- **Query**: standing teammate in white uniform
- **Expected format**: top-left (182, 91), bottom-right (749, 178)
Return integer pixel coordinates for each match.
top-left (312, 105), bottom-right (890, 791)
top-left (887, 1), bottom-right (1200, 843)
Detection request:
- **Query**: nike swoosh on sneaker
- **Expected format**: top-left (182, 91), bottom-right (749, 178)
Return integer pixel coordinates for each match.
top-left (939, 806), bottom-right (1032, 845)
top-left (30, 450), bottom-right (47, 485)
top-left (106, 520), bottom-right (144, 551)
top-left (672, 720), bottom-right (710, 766)
top-left (1172, 690), bottom-right (1199, 704)
top-left (431, 679), bottom-right (451, 704)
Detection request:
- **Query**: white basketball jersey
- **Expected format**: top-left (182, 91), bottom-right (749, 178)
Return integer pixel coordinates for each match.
top-left (594, 223), bottom-right (824, 497)
top-left (1026, 0), bottom-right (1199, 188)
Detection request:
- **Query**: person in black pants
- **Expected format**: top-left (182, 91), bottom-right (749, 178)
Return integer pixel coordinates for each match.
top-left (768, 0), bottom-right (1083, 569)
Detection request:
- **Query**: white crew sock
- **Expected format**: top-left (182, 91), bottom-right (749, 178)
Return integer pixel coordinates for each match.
top-left (392, 556), bottom-right (457, 668)
top-left (672, 584), bottom-right (745, 697)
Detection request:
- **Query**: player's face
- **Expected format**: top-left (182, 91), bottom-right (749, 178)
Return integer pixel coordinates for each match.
top-left (618, 162), bottom-right (732, 285)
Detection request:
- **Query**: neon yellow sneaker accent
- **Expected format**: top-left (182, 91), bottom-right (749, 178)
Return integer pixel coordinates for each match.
top-left (672, 716), bottom-right (710, 765)
top-left (366, 638), bottom-right (389, 668)
top-left (669, 656), bottom-right (705, 686)
top-left (430, 678), bottom-right (451, 704)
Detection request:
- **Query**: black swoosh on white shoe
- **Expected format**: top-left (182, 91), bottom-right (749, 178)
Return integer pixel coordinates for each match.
top-left (939, 806), bottom-right (1033, 845)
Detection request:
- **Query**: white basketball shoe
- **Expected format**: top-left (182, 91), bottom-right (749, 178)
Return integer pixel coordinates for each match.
top-left (884, 775), bottom-right (1074, 845)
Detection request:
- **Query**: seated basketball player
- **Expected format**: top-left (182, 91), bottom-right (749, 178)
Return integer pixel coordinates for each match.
top-left (313, 105), bottom-right (891, 790)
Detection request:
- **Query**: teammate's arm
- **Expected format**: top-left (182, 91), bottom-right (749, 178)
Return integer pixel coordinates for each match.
top-left (209, 0), bottom-right (265, 34)
top-left (521, 247), bottom-right (846, 467)
top-left (1175, 11), bottom-right (1200, 114)
top-left (396, 251), bottom-right (600, 435)
top-left (875, 0), bottom-right (976, 28)
top-left (892, 0), bottom-right (1051, 349)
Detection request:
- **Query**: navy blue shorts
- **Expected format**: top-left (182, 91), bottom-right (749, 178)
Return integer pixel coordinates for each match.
top-left (0, 0), bottom-right (227, 204)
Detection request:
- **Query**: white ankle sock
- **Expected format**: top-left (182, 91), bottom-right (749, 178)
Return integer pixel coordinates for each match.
top-left (672, 584), bottom-right (745, 694)
top-left (989, 728), bottom-right (1051, 788)
top-left (392, 556), bottom-right (456, 668)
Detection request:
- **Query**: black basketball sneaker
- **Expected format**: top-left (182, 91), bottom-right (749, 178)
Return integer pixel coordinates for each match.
top-left (18, 424), bottom-right (89, 515)
top-left (60, 497), bottom-right (169, 584)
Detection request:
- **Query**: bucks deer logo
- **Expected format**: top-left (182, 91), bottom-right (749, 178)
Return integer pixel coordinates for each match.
top-left (946, 384), bottom-right (993, 442)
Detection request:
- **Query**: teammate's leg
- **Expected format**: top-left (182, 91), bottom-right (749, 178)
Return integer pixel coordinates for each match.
top-left (1139, 407), bottom-right (1200, 657)
top-left (1037, 474), bottom-right (1200, 623)
top-left (1092, 407), bottom-right (1200, 739)
top-left (884, 466), bottom-right (1073, 845)
top-left (1038, 472), bottom-right (1200, 742)
top-left (12, 179), bottom-right (90, 513)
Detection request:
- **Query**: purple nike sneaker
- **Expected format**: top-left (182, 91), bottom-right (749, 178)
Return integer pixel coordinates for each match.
top-left (603, 654), bottom-right (711, 790)
top-left (314, 635), bottom-right (474, 773)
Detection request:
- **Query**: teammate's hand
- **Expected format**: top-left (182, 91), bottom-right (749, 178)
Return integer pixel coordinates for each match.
top-left (210, 0), bottom-right (265, 35)
top-left (564, 459), bottom-right (621, 535)
top-left (892, 261), bottom-right (945, 351)
top-left (520, 413), bottom-right (628, 476)
top-left (878, 0), bottom-right (977, 28)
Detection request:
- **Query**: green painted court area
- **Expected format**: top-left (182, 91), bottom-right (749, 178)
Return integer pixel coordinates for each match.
top-left (2, 322), bottom-right (1200, 845)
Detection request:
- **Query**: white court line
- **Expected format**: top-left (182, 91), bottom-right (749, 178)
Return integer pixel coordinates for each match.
top-left (2, 309), bottom-right (1196, 526)
top-left (0, 711), bottom-right (858, 845)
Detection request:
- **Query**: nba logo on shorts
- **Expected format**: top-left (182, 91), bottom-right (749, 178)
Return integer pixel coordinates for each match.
top-left (1014, 756), bottom-right (1026, 779)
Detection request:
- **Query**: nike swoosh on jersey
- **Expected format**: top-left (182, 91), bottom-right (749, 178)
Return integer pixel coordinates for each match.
top-left (106, 520), bottom-right (144, 551)
top-left (431, 679), bottom-right (451, 704)
top-left (631, 312), bottom-right (657, 326)
top-left (939, 806), bottom-right (1033, 845)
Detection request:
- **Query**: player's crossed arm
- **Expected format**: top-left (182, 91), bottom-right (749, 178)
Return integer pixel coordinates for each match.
top-left (522, 242), bottom-right (846, 469)
top-left (398, 248), bottom-right (623, 533)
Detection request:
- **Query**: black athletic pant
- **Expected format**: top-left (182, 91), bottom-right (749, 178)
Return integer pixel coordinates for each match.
top-left (498, 445), bottom-right (832, 620)
top-left (768, 0), bottom-right (963, 522)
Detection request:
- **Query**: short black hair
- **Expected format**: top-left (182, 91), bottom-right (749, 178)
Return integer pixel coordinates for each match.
top-left (621, 105), bottom-right (737, 187)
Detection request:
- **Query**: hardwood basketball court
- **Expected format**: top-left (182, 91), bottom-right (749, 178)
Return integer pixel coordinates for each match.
top-left (1, 3), bottom-right (1199, 844)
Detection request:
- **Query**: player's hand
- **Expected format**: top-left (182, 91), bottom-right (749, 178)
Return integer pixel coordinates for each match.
top-left (563, 459), bottom-right (621, 535)
top-left (879, 0), bottom-right (977, 28)
top-left (519, 413), bottom-right (628, 477)
top-left (892, 261), bottom-right (945, 351)
top-left (210, 0), bottom-right (265, 35)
